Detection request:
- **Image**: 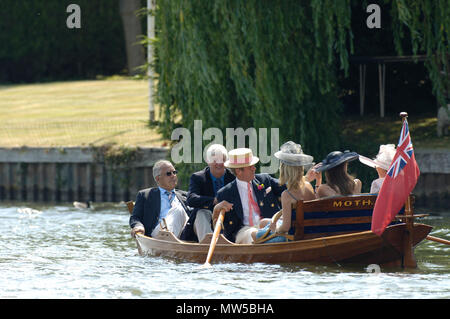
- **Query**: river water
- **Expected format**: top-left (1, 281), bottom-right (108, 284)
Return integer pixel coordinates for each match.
top-left (0, 202), bottom-right (448, 299)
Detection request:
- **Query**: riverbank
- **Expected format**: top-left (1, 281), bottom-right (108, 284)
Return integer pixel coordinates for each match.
top-left (340, 113), bottom-right (449, 210)
top-left (341, 113), bottom-right (450, 150)
top-left (0, 146), bottom-right (447, 209)
top-left (0, 77), bottom-right (163, 147)
top-left (1, 79), bottom-right (448, 208)
top-left (1, 79), bottom-right (448, 150)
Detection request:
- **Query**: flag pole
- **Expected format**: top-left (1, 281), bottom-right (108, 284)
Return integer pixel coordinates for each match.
top-left (400, 112), bottom-right (416, 268)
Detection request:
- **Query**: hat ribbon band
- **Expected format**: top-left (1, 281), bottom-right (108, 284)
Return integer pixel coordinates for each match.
top-left (229, 153), bottom-right (252, 165)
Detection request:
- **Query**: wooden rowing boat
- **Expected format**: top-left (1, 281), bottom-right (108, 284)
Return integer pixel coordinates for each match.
top-left (128, 194), bottom-right (432, 268)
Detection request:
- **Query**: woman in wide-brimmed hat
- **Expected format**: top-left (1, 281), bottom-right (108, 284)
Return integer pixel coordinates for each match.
top-left (255, 141), bottom-right (316, 243)
top-left (311, 150), bottom-right (362, 198)
top-left (359, 144), bottom-right (396, 193)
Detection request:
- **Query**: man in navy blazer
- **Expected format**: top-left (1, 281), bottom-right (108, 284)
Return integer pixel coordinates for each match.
top-left (130, 160), bottom-right (191, 238)
top-left (213, 148), bottom-right (285, 243)
top-left (180, 144), bottom-right (235, 242)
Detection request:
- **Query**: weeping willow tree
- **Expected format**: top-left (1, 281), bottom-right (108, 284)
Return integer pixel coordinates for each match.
top-left (152, 0), bottom-right (450, 179)
top-left (389, 0), bottom-right (450, 107)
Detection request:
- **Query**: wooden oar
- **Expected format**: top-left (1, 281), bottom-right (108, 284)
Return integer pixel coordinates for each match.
top-left (427, 235), bottom-right (450, 245)
top-left (203, 210), bottom-right (225, 267)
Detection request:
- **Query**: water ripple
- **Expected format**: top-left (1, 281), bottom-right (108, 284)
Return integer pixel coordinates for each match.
top-left (0, 205), bottom-right (449, 298)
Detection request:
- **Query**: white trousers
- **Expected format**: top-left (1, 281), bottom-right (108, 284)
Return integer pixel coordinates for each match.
top-left (151, 206), bottom-right (189, 238)
top-left (235, 226), bottom-right (258, 244)
top-left (194, 209), bottom-right (213, 242)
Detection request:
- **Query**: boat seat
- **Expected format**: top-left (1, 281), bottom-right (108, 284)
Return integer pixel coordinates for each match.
top-left (154, 230), bottom-right (183, 243)
top-left (294, 194), bottom-right (409, 240)
top-left (200, 233), bottom-right (234, 245)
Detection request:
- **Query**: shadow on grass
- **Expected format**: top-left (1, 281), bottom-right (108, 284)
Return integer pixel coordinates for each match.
top-left (340, 113), bottom-right (449, 150)
top-left (339, 113), bottom-right (449, 193)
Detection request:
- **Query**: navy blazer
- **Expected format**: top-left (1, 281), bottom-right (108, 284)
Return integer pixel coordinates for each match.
top-left (129, 187), bottom-right (190, 237)
top-left (180, 167), bottom-right (235, 242)
top-left (186, 166), bottom-right (236, 211)
top-left (216, 173), bottom-right (286, 243)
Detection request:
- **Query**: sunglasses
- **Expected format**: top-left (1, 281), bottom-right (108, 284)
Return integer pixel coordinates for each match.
top-left (164, 170), bottom-right (178, 177)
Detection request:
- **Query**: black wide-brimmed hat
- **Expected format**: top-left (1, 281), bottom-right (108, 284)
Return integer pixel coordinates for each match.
top-left (315, 150), bottom-right (359, 172)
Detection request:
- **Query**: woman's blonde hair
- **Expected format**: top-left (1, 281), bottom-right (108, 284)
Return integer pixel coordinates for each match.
top-left (279, 162), bottom-right (305, 190)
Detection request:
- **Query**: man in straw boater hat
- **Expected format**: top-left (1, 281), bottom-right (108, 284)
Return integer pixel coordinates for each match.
top-left (212, 148), bottom-right (285, 244)
top-left (359, 144), bottom-right (396, 194)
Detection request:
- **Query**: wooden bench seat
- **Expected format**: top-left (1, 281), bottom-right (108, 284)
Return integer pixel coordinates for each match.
top-left (294, 194), bottom-right (409, 240)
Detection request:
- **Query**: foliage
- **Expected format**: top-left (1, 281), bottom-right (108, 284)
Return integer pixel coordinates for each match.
top-left (154, 0), bottom-right (354, 162)
top-left (0, 0), bottom-right (127, 83)
top-left (388, 0), bottom-right (450, 107)
top-left (95, 144), bottom-right (141, 191)
top-left (100, 144), bottom-right (141, 168)
top-left (153, 0), bottom-right (450, 167)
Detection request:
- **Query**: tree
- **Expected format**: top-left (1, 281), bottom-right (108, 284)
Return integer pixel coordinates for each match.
top-left (152, 0), bottom-right (450, 163)
top-left (119, 0), bottom-right (145, 76)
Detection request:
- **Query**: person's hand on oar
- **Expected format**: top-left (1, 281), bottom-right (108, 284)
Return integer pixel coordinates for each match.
top-left (202, 200), bottom-right (233, 267)
top-left (131, 225), bottom-right (145, 238)
top-left (211, 200), bottom-right (233, 228)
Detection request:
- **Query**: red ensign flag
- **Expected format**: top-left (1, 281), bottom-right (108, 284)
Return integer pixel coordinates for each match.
top-left (371, 119), bottom-right (420, 236)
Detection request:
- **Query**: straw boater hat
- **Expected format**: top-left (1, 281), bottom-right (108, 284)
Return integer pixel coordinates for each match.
top-left (224, 148), bottom-right (259, 168)
top-left (315, 150), bottom-right (359, 172)
top-left (274, 141), bottom-right (314, 168)
top-left (359, 144), bottom-right (396, 171)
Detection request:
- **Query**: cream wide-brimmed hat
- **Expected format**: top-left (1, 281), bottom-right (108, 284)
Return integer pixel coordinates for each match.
top-left (359, 144), bottom-right (396, 171)
top-left (274, 141), bottom-right (314, 168)
top-left (224, 148), bottom-right (259, 168)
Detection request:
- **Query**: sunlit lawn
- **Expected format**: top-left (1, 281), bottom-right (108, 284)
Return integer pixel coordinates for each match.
top-left (0, 78), bottom-right (448, 151)
top-left (0, 78), bottom-right (165, 148)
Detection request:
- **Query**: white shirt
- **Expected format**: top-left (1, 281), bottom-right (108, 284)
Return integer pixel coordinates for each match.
top-left (158, 187), bottom-right (183, 222)
top-left (370, 177), bottom-right (384, 194)
top-left (236, 178), bottom-right (261, 226)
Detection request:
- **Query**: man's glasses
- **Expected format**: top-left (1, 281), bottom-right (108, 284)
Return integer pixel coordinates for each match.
top-left (164, 170), bottom-right (178, 176)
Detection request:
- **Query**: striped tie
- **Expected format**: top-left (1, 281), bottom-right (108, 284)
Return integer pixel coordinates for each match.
top-left (165, 191), bottom-right (174, 204)
top-left (247, 182), bottom-right (261, 226)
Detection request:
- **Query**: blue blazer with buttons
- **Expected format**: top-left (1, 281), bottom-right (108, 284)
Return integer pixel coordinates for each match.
top-left (216, 173), bottom-right (286, 243)
top-left (180, 166), bottom-right (235, 242)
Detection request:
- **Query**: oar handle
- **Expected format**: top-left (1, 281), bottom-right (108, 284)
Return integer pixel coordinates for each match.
top-left (427, 235), bottom-right (450, 245)
top-left (204, 209), bottom-right (225, 266)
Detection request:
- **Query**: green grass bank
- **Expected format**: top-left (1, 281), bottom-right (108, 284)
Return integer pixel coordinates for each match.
top-left (1, 78), bottom-right (448, 151)
top-left (0, 77), bottom-right (163, 148)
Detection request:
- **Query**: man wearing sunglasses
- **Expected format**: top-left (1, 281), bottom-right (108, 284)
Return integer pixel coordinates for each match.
top-left (130, 160), bottom-right (191, 239)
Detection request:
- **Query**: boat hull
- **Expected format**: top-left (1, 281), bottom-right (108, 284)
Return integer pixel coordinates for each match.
top-left (135, 223), bottom-right (432, 266)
